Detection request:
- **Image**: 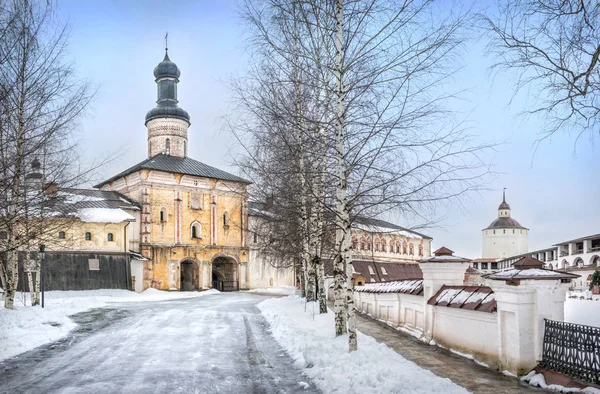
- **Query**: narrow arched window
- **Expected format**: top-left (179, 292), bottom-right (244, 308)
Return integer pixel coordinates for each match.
top-left (223, 211), bottom-right (230, 228)
top-left (107, 233), bottom-right (114, 242)
top-left (165, 138), bottom-right (171, 155)
top-left (58, 231), bottom-right (65, 239)
top-left (85, 232), bottom-right (92, 241)
top-left (191, 222), bottom-right (202, 239)
top-left (403, 243), bottom-right (407, 254)
top-left (409, 244), bottom-right (414, 255)
top-left (418, 244), bottom-right (423, 256)
top-left (160, 207), bottom-right (167, 222)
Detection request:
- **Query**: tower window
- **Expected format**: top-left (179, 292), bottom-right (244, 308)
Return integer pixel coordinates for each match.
top-left (253, 232), bottom-right (257, 243)
top-left (85, 232), bottom-right (92, 241)
top-left (165, 138), bottom-right (171, 155)
top-left (0, 231), bottom-right (7, 239)
top-left (160, 208), bottom-right (167, 222)
top-left (107, 233), bottom-right (114, 242)
top-left (58, 231), bottom-right (65, 239)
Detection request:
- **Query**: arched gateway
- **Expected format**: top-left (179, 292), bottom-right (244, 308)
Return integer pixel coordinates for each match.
top-left (212, 255), bottom-right (239, 291)
top-left (180, 259), bottom-right (200, 291)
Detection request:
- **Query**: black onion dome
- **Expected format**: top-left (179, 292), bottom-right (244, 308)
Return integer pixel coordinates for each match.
top-left (153, 52), bottom-right (181, 80)
top-left (145, 105), bottom-right (190, 123)
top-left (485, 217), bottom-right (527, 230)
top-left (498, 201), bottom-right (511, 210)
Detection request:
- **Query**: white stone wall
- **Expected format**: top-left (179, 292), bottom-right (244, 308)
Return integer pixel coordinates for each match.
top-left (130, 259), bottom-right (144, 293)
top-left (147, 117), bottom-right (189, 158)
top-left (354, 291), bottom-right (425, 330)
top-left (247, 248), bottom-right (295, 289)
top-left (482, 228), bottom-right (528, 259)
top-left (247, 215), bottom-right (295, 289)
top-left (433, 307), bottom-right (498, 366)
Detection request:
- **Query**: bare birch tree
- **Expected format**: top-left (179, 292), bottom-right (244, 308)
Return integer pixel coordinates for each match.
top-left (482, 0), bottom-right (600, 140)
top-left (0, 0), bottom-right (96, 309)
top-left (233, 0), bottom-right (492, 352)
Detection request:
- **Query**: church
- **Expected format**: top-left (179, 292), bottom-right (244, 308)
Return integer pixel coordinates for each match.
top-left (95, 49), bottom-right (251, 292)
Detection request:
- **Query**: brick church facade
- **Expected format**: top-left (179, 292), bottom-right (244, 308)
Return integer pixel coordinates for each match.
top-left (96, 49), bottom-right (251, 291)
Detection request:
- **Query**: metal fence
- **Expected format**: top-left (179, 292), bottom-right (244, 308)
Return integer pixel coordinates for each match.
top-left (213, 280), bottom-right (239, 292)
top-left (539, 319), bottom-right (600, 384)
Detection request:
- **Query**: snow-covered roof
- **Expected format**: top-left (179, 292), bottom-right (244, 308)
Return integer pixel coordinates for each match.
top-left (352, 223), bottom-right (424, 239)
top-left (420, 255), bottom-right (471, 263)
top-left (46, 189), bottom-right (140, 224)
top-left (484, 268), bottom-right (580, 281)
top-left (78, 208), bottom-right (134, 223)
top-left (354, 279), bottom-right (423, 296)
top-left (129, 250), bottom-right (149, 261)
top-left (428, 286), bottom-right (496, 313)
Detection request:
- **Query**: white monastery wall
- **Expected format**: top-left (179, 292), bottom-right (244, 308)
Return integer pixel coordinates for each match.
top-left (354, 292), bottom-right (425, 330)
top-left (432, 307), bottom-right (498, 366)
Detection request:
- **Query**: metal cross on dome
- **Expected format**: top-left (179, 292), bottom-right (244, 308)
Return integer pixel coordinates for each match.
top-left (165, 31), bottom-right (168, 52)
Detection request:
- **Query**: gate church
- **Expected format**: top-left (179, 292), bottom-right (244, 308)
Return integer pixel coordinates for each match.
top-left (95, 49), bottom-right (251, 291)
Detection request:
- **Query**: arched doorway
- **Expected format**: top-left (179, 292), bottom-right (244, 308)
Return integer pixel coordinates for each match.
top-left (180, 260), bottom-right (200, 291)
top-left (591, 255), bottom-right (599, 267)
top-left (212, 256), bottom-right (238, 291)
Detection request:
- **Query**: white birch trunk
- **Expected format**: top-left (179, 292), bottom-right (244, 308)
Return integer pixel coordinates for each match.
top-left (27, 267), bottom-right (36, 306)
top-left (32, 258), bottom-right (41, 306)
top-left (333, 0), bottom-right (349, 337)
top-left (4, 81), bottom-right (26, 309)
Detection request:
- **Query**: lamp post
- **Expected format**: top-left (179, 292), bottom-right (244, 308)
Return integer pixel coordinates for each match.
top-left (38, 244), bottom-right (45, 308)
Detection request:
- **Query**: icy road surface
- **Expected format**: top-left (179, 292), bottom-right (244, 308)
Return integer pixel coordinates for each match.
top-left (0, 292), bottom-right (319, 394)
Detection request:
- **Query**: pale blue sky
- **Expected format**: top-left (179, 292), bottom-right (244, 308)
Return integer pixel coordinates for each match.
top-left (57, 0), bottom-right (598, 258)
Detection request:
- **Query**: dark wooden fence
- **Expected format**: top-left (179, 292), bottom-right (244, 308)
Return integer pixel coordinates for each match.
top-left (16, 251), bottom-right (130, 291)
top-left (539, 319), bottom-right (600, 384)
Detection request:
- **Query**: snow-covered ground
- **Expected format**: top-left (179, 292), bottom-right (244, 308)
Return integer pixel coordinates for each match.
top-left (245, 285), bottom-right (296, 295)
top-left (521, 371), bottom-right (600, 393)
top-left (0, 289), bottom-right (218, 362)
top-left (257, 296), bottom-right (470, 394)
top-left (565, 291), bottom-right (600, 328)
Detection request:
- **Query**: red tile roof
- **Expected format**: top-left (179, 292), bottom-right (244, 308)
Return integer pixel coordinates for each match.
top-left (428, 285), bottom-right (497, 313)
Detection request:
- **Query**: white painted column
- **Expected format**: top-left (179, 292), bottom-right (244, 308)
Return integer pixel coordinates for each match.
top-left (489, 279), bottom-right (571, 375)
top-left (420, 261), bottom-right (470, 340)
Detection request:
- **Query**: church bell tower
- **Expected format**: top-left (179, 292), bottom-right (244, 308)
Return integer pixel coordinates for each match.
top-left (145, 46), bottom-right (190, 158)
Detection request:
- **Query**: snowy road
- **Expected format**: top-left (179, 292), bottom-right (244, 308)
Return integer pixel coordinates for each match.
top-left (0, 292), bottom-right (319, 394)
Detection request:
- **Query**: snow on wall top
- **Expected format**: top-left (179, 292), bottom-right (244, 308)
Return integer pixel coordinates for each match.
top-left (428, 286), bottom-right (497, 313)
top-left (354, 279), bottom-right (423, 296)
